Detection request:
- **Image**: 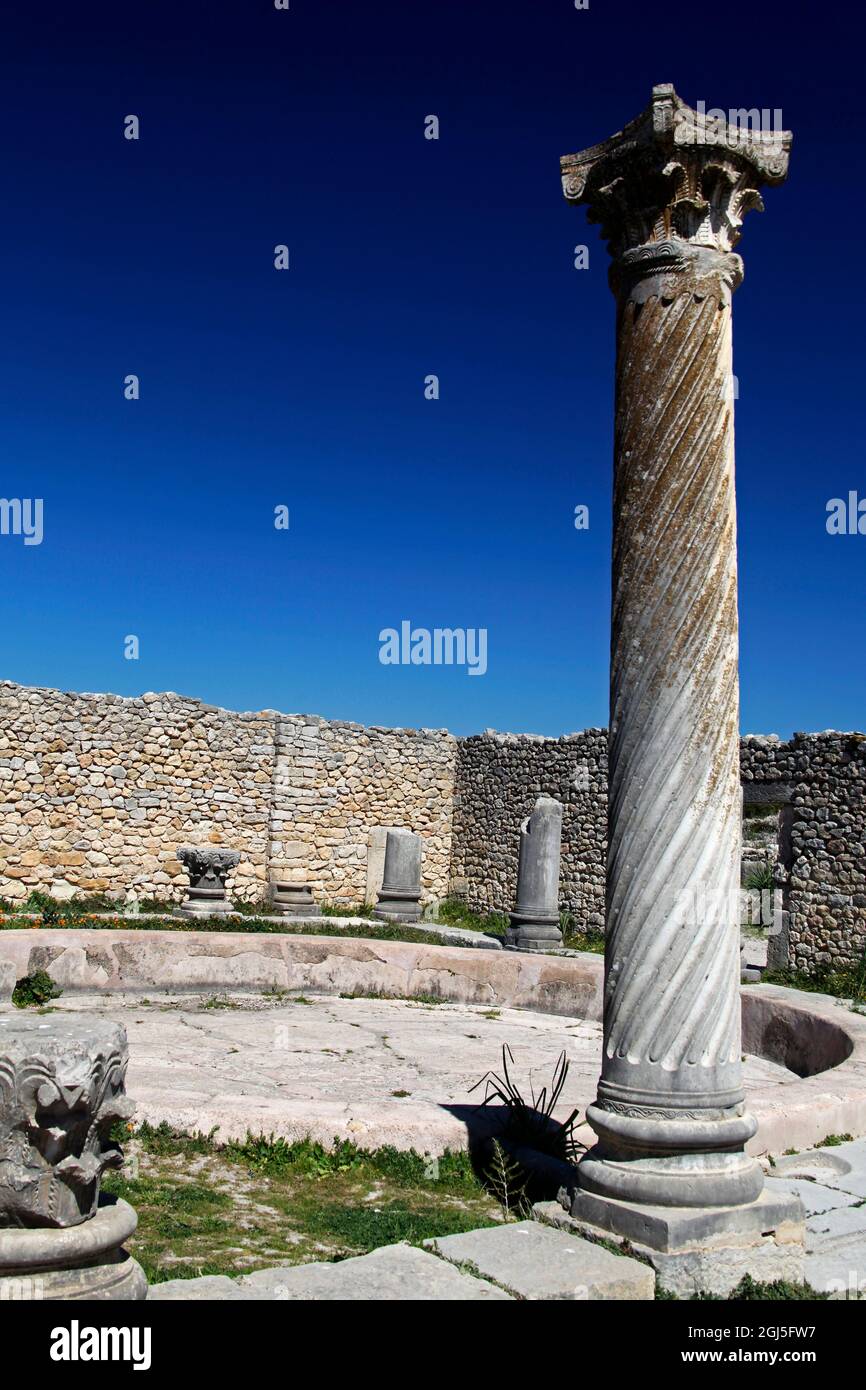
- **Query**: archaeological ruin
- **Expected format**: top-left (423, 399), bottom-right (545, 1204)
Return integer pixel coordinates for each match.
top-left (2, 86), bottom-right (865, 1308)
top-left (0, 678), bottom-right (863, 976)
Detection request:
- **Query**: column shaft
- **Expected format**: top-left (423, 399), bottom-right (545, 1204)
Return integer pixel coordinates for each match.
top-left (578, 243), bottom-right (761, 1207)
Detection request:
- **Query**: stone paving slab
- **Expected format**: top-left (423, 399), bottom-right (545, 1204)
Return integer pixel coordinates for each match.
top-left (762, 1176), bottom-right (857, 1217)
top-left (236, 1242), bottom-right (512, 1300)
top-left (425, 1219), bottom-right (654, 1300)
top-left (772, 1138), bottom-right (866, 1194)
top-left (148, 1274), bottom-right (259, 1301)
top-left (740, 934), bottom-right (768, 970)
top-left (805, 1201), bottom-right (866, 1295)
top-left (805, 1240), bottom-right (866, 1299)
top-left (768, 1138), bottom-right (866, 1295)
top-left (791, 1137), bottom-right (866, 1200)
top-left (807, 1203), bottom-right (866, 1246)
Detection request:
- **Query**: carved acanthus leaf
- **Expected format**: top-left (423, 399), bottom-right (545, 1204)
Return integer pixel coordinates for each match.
top-left (561, 84), bottom-right (791, 258)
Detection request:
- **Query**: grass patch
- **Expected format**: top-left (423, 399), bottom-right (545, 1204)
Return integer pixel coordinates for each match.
top-left (744, 863), bottom-right (776, 892)
top-left (764, 950), bottom-right (866, 1005)
top-left (300, 1201), bottom-right (485, 1248)
top-left (433, 899), bottom-right (605, 954)
top-left (101, 1123), bottom-right (498, 1284)
top-left (678, 1275), bottom-right (830, 1301)
top-left (0, 902), bottom-right (482, 951)
top-left (558, 912), bottom-right (605, 953)
top-left (320, 902), bottom-right (377, 919)
top-left (743, 802), bottom-right (784, 822)
top-left (338, 989), bottom-right (446, 1005)
top-left (433, 897), bottom-right (509, 936)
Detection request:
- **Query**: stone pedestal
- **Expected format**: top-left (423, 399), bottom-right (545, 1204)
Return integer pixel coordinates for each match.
top-left (544, 1192), bottom-right (805, 1298)
top-left (559, 86), bottom-right (802, 1288)
top-left (375, 830), bottom-right (422, 923)
top-left (176, 846), bottom-right (240, 917)
top-left (270, 881), bottom-right (317, 917)
top-left (0, 1015), bottom-right (146, 1300)
top-left (505, 796), bottom-right (563, 950)
top-left (0, 1198), bottom-right (147, 1300)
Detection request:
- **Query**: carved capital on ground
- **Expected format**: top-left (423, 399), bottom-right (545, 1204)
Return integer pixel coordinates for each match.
top-left (0, 1017), bottom-right (133, 1229)
top-left (176, 845), bottom-right (240, 887)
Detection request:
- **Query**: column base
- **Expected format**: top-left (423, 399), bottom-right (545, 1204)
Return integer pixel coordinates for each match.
top-left (270, 883), bottom-right (317, 917)
top-left (175, 896), bottom-right (236, 918)
top-left (505, 916), bottom-right (563, 951)
top-left (374, 890), bottom-right (421, 923)
top-left (550, 1187), bottom-right (805, 1297)
top-left (0, 1198), bottom-right (148, 1301)
top-left (580, 1101), bottom-right (764, 1207)
top-left (374, 909), bottom-right (422, 923)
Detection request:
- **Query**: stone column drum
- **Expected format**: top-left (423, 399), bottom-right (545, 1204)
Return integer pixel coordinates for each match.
top-left (270, 880), bottom-right (317, 917)
top-left (176, 845), bottom-right (240, 917)
top-left (0, 1015), bottom-right (147, 1299)
top-left (506, 796), bottom-right (563, 950)
top-left (559, 87), bottom-right (803, 1289)
top-left (375, 830), bottom-right (423, 923)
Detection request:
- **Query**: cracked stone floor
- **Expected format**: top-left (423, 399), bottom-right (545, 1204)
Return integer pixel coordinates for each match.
top-left (52, 991), bottom-right (795, 1155)
top-left (47, 991), bottom-right (866, 1296)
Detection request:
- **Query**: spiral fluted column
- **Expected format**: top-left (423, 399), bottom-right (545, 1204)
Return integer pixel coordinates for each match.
top-left (581, 241), bottom-right (759, 1207)
top-left (561, 88), bottom-right (795, 1222)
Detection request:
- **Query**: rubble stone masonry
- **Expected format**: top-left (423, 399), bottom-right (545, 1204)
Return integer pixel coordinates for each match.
top-left (0, 681), bottom-right (862, 973)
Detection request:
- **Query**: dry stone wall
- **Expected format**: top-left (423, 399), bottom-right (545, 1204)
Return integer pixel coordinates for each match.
top-left (0, 682), bottom-right (275, 903)
top-left (740, 732), bottom-right (866, 973)
top-left (450, 730), bottom-right (608, 928)
top-left (270, 715), bottom-right (457, 903)
top-left (452, 729), bottom-right (866, 973)
top-left (0, 681), bottom-right (863, 974)
top-left (0, 682), bottom-right (456, 907)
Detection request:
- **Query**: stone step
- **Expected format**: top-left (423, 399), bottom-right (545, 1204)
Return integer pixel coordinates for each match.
top-left (425, 1218), bottom-right (654, 1300)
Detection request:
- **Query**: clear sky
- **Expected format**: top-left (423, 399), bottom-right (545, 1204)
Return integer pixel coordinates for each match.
top-left (0, 0), bottom-right (862, 737)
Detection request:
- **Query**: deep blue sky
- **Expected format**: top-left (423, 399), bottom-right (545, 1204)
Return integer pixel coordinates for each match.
top-left (0, 0), bottom-right (861, 737)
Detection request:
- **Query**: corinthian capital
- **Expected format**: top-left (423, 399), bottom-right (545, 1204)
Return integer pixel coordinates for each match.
top-left (561, 84), bottom-right (792, 258)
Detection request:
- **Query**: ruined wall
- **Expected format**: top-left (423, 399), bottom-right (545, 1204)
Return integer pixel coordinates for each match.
top-left (270, 715), bottom-right (457, 903)
top-left (1, 680), bottom-right (863, 973)
top-left (450, 730), bottom-right (608, 928)
top-left (740, 732), bottom-right (866, 973)
top-left (0, 682), bottom-right (275, 903)
top-left (0, 681), bottom-right (456, 906)
top-left (452, 729), bottom-right (866, 972)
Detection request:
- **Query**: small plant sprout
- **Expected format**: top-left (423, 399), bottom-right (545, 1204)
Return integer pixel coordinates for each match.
top-left (470, 1045), bottom-right (582, 1162)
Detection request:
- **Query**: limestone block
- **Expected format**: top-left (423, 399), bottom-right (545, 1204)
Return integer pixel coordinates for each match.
top-left (426, 1220), bottom-right (653, 1300)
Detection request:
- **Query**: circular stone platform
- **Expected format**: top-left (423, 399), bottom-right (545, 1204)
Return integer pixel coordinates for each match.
top-left (47, 993), bottom-right (797, 1156)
